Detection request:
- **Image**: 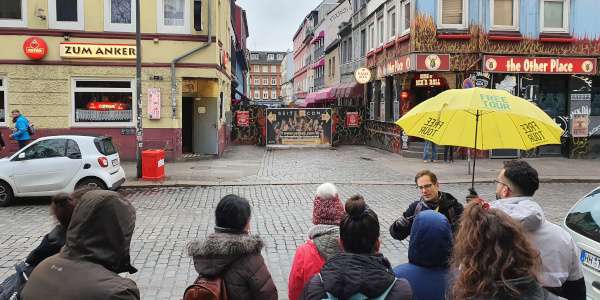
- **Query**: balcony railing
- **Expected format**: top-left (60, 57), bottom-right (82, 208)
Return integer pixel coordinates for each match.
top-left (340, 57), bottom-right (366, 76)
top-left (314, 47), bottom-right (324, 59)
top-left (314, 76), bottom-right (325, 90)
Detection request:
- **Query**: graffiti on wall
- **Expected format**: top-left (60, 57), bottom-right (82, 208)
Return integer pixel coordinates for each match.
top-left (332, 106), bottom-right (367, 145)
top-left (365, 121), bottom-right (403, 154)
top-left (231, 104), bottom-right (266, 146)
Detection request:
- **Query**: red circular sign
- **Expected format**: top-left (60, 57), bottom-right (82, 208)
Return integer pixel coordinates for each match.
top-left (23, 37), bottom-right (48, 60)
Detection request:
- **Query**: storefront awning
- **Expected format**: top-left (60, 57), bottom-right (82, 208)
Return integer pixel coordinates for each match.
top-left (301, 87), bottom-right (337, 107)
top-left (313, 58), bottom-right (325, 69)
top-left (311, 31), bottom-right (325, 44)
top-left (343, 82), bottom-right (364, 98)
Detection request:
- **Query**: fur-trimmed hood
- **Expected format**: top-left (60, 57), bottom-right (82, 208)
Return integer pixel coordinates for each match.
top-left (187, 232), bottom-right (265, 277)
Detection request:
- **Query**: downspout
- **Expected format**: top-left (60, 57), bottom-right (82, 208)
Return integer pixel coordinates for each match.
top-left (171, 0), bottom-right (213, 118)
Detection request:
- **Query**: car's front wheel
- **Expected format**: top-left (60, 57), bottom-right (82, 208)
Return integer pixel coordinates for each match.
top-left (76, 178), bottom-right (107, 191)
top-left (0, 181), bottom-right (15, 207)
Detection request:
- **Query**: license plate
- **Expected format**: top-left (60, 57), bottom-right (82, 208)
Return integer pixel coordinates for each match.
top-left (580, 250), bottom-right (600, 273)
top-left (112, 158), bottom-right (119, 166)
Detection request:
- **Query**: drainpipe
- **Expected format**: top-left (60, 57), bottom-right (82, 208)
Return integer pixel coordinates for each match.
top-left (170, 0), bottom-right (213, 118)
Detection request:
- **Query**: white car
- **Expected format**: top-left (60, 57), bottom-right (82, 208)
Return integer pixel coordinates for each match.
top-left (0, 135), bottom-right (126, 206)
top-left (564, 187), bottom-right (600, 299)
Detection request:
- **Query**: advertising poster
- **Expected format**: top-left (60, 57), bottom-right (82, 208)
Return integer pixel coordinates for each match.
top-left (236, 111), bottom-right (250, 127)
top-left (346, 112), bottom-right (360, 128)
top-left (148, 88), bottom-right (161, 119)
top-left (266, 108), bottom-right (332, 145)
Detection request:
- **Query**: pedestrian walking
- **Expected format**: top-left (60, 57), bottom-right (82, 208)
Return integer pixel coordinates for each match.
top-left (443, 145), bottom-right (454, 162)
top-left (300, 195), bottom-right (412, 300)
top-left (423, 140), bottom-right (437, 162)
top-left (390, 170), bottom-right (463, 241)
top-left (10, 110), bottom-right (31, 149)
top-left (393, 210), bottom-right (452, 300)
top-left (451, 200), bottom-right (561, 300)
top-left (186, 194), bottom-right (277, 300)
top-left (288, 183), bottom-right (345, 300)
top-left (492, 160), bottom-right (586, 300)
top-left (21, 190), bottom-right (140, 300)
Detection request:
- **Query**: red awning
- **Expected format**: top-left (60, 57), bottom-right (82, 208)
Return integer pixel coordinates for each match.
top-left (311, 31), bottom-right (325, 44)
top-left (312, 58), bottom-right (325, 69)
top-left (343, 83), bottom-right (364, 98)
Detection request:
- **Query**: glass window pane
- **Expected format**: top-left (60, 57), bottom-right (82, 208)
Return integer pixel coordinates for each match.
top-left (111, 0), bottom-right (131, 24)
top-left (494, 0), bottom-right (513, 26)
top-left (566, 189), bottom-right (600, 242)
top-left (26, 139), bottom-right (67, 159)
top-left (404, 4), bottom-right (410, 31)
top-left (164, 0), bottom-right (185, 26)
top-left (442, 0), bottom-right (463, 25)
top-left (57, 0), bottom-right (78, 22)
top-left (0, 0), bottom-right (22, 19)
top-left (544, 1), bottom-right (564, 28)
top-left (66, 140), bottom-right (81, 156)
top-left (75, 92), bottom-right (133, 123)
top-left (0, 91), bottom-right (4, 123)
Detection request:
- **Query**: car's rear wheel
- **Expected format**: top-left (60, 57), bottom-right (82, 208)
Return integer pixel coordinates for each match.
top-left (76, 178), bottom-right (107, 191)
top-left (0, 181), bottom-right (15, 207)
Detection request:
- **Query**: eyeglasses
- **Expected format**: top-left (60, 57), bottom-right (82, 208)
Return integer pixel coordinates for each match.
top-left (416, 183), bottom-right (434, 190)
top-left (494, 179), bottom-right (511, 190)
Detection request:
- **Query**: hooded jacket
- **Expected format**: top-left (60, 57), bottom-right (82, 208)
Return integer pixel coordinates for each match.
top-left (22, 190), bottom-right (139, 300)
top-left (11, 115), bottom-right (30, 141)
top-left (492, 196), bottom-right (585, 299)
top-left (393, 210), bottom-right (452, 300)
top-left (468, 276), bottom-right (562, 300)
top-left (390, 191), bottom-right (463, 241)
top-left (300, 253), bottom-right (412, 300)
top-left (187, 229), bottom-right (277, 300)
top-left (288, 225), bottom-right (341, 300)
top-left (25, 224), bottom-right (67, 267)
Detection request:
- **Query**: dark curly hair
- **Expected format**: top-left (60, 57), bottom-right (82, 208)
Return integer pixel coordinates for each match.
top-left (503, 160), bottom-right (539, 196)
top-left (451, 202), bottom-right (542, 299)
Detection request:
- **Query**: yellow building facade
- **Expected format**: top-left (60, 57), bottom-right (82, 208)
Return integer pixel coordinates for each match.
top-left (0, 0), bottom-right (235, 160)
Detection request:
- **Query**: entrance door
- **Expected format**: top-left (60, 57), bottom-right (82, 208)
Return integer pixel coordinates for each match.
top-left (193, 98), bottom-right (218, 154)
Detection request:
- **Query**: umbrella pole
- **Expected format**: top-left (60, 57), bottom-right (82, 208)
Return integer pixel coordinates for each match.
top-left (472, 110), bottom-right (480, 190)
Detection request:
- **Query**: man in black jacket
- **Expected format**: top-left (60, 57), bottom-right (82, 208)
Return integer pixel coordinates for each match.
top-left (390, 170), bottom-right (463, 241)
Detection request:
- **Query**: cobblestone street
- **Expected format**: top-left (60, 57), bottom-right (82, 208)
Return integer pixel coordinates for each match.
top-left (1, 180), bottom-right (597, 299)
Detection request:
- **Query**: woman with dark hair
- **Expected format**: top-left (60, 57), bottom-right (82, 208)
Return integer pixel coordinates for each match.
top-left (451, 200), bottom-right (561, 300)
top-left (187, 194), bottom-right (277, 300)
top-left (301, 195), bottom-right (412, 300)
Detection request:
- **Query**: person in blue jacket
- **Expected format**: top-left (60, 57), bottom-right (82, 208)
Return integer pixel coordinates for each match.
top-left (10, 109), bottom-right (31, 149)
top-left (393, 210), bottom-right (452, 300)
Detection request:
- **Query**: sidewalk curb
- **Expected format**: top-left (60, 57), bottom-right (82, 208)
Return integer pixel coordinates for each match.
top-left (121, 177), bottom-right (600, 188)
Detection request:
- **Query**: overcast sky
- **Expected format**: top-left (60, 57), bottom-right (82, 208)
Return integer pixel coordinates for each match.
top-left (236, 0), bottom-right (325, 52)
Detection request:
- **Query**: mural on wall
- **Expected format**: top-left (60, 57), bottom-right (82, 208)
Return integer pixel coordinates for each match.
top-left (332, 106), bottom-right (367, 145)
top-left (231, 104), bottom-right (266, 146)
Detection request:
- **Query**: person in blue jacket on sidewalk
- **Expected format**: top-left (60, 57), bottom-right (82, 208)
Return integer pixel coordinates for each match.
top-left (393, 210), bottom-right (453, 300)
top-left (10, 109), bottom-right (31, 149)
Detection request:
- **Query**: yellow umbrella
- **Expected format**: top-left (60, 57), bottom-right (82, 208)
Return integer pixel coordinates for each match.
top-left (396, 87), bottom-right (563, 187)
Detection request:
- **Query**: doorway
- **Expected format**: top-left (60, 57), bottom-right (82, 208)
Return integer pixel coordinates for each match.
top-left (193, 98), bottom-right (218, 155)
top-left (182, 97), bottom-right (194, 153)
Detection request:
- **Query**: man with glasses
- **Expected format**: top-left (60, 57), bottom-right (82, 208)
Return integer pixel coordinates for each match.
top-left (390, 170), bottom-right (463, 241)
top-left (492, 160), bottom-right (585, 300)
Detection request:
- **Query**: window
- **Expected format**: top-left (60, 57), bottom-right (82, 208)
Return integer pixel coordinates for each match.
top-left (157, 0), bottom-right (190, 34)
top-left (342, 40), bottom-right (347, 62)
top-left (348, 37), bottom-right (353, 61)
top-left (49, 0), bottom-right (84, 30)
top-left (368, 23), bottom-right (375, 49)
top-left (402, 1), bottom-right (411, 34)
top-left (271, 77), bottom-right (276, 85)
top-left (438, 0), bottom-right (468, 29)
top-left (541, 0), bottom-right (569, 32)
top-left (271, 90), bottom-right (277, 99)
top-left (66, 140), bottom-right (82, 158)
top-left (566, 189), bottom-right (600, 242)
top-left (262, 78), bottom-right (268, 85)
top-left (253, 78), bottom-right (260, 85)
top-left (23, 139), bottom-right (67, 160)
top-left (277, 54), bottom-right (284, 60)
top-left (332, 57), bottom-right (335, 77)
top-left (104, 0), bottom-right (136, 32)
top-left (263, 90), bottom-right (269, 99)
top-left (72, 79), bottom-right (134, 126)
top-left (360, 29), bottom-right (367, 56)
top-left (262, 65), bottom-right (268, 73)
top-left (492, 0), bottom-right (518, 30)
top-left (388, 9), bottom-right (396, 38)
top-left (251, 53), bottom-right (259, 60)
top-left (254, 90), bottom-right (260, 99)
top-left (0, 77), bottom-right (5, 125)
top-left (267, 54), bottom-right (274, 60)
top-left (271, 65), bottom-right (277, 73)
top-left (254, 65), bottom-right (260, 72)
top-left (378, 17), bottom-right (384, 45)
top-left (0, 0), bottom-right (27, 27)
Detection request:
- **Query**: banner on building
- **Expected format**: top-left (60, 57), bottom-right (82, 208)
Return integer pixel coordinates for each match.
top-left (266, 108), bottom-right (332, 146)
top-left (483, 55), bottom-right (597, 75)
top-left (60, 43), bottom-right (136, 59)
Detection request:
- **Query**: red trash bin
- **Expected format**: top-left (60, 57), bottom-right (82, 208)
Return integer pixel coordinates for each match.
top-left (142, 149), bottom-right (165, 181)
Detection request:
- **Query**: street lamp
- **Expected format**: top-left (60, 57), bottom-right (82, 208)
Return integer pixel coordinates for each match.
top-left (135, 0), bottom-right (143, 178)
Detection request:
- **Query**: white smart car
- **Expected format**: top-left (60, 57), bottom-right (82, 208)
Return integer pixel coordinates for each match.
top-left (564, 187), bottom-right (600, 299)
top-left (0, 135), bottom-right (126, 206)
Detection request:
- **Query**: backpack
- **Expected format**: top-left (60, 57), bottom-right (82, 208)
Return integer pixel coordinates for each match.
top-left (183, 276), bottom-right (228, 300)
top-left (26, 124), bottom-right (35, 136)
top-left (319, 274), bottom-right (397, 300)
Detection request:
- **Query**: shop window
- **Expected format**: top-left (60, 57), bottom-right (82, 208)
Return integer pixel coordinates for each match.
top-left (0, 0), bottom-right (27, 27)
top-left (104, 0), bottom-right (136, 32)
top-left (72, 79), bottom-right (134, 126)
top-left (536, 76), bottom-right (568, 117)
top-left (438, 0), bottom-right (468, 29)
top-left (0, 77), bottom-right (5, 125)
top-left (157, 0), bottom-right (190, 34)
top-left (49, 0), bottom-right (84, 30)
top-left (541, 0), bottom-right (569, 33)
top-left (492, 0), bottom-right (518, 30)
top-left (402, 1), bottom-right (411, 34)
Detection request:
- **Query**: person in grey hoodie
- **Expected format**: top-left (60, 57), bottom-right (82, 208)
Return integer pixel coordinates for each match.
top-left (492, 160), bottom-right (585, 300)
top-left (288, 183), bottom-right (345, 300)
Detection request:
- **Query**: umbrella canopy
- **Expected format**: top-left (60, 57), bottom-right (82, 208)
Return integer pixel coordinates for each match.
top-left (396, 88), bottom-right (563, 150)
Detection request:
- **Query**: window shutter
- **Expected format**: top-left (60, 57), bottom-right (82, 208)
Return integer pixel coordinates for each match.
top-left (441, 0), bottom-right (463, 25)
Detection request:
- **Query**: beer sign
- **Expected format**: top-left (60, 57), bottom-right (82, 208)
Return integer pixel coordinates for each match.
top-left (60, 43), bottom-right (136, 60)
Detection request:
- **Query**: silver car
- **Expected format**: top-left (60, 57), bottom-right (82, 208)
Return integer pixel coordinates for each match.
top-left (564, 187), bottom-right (600, 299)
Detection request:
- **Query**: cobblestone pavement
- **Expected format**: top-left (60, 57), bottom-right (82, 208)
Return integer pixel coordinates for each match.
top-left (0, 183), bottom-right (597, 300)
